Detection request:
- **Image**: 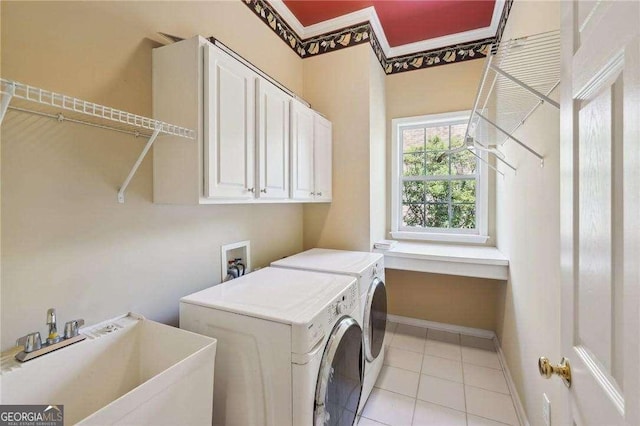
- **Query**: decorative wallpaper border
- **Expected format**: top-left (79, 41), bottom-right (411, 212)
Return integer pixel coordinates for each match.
top-left (244, 0), bottom-right (306, 56)
top-left (242, 0), bottom-right (513, 75)
top-left (494, 0), bottom-right (514, 47)
top-left (375, 37), bottom-right (494, 75)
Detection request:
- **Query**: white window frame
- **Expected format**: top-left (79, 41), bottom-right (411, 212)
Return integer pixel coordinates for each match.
top-left (391, 111), bottom-right (489, 244)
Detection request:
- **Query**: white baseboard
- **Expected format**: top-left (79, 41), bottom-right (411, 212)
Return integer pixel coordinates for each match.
top-left (387, 314), bottom-right (496, 339)
top-left (494, 337), bottom-right (530, 426)
top-left (386, 314), bottom-right (529, 426)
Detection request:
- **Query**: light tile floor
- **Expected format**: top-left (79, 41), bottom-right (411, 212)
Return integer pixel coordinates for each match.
top-left (359, 322), bottom-right (520, 426)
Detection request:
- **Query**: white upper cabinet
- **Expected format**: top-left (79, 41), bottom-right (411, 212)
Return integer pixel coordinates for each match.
top-left (290, 100), bottom-right (315, 200)
top-left (313, 114), bottom-right (332, 201)
top-left (204, 43), bottom-right (256, 199)
top-left (256, 79), bottom-right (289, 199)
top-left (152, 36), bottom-right (331, 205)
top-left (290, 100), bottom-right (333, 202)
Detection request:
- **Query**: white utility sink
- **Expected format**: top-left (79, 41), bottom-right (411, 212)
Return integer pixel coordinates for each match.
top-left (0, 313), bottom-right (217, 425)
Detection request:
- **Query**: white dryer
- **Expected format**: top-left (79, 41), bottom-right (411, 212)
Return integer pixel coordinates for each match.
top-left (271, 249), bottom-right (387, 413)
top-left (180, 267), bottom-right (363, 426)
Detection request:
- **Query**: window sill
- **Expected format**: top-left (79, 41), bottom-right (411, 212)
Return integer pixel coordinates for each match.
top-left (391, 231), bottom-right (490, 245)
top-left (374, 241), bottom-right (509, 280)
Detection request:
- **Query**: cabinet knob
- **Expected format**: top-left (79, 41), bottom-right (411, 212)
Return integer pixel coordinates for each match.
top-left (317, 192), bottom-right (322, 196)
top-left (260, 188), bottom-right (267, 194)
top-left (247, 188), bottom-right (255, 193)
top-left (310, 192), bottom-right (316, 196)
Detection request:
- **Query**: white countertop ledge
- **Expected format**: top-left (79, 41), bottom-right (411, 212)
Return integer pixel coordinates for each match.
top-left (374, 242), bottom-right (509, 281)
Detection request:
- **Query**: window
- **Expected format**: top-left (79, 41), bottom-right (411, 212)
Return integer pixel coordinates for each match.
top-left (391, 111), bottom-right (488, 244)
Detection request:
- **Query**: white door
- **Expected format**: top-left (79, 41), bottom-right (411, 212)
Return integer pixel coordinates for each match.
top-left (290, 100), bottom-right (315, 200)
top-left (559, 1), bottom-right (639, 424)
top-left (204, 44), bottom-right (256, 199)
top-left (256, 78), bottom-right (290, 199)
top-left (313, 113), bottom-right (332, 202)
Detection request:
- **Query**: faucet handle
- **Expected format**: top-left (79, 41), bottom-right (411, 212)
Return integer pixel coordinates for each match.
top-left (64, 319), bottom-right (85, 339)
top-left (16, 332), bottom-right (42, 353)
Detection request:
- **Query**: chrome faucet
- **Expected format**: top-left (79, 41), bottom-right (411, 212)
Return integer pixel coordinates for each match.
top-left (46, 308), bottom-right (62, 344)
top-left (15, 308), bottom-right (86, 362)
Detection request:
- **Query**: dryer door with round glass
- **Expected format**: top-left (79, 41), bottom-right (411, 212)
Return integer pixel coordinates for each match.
top-left (363, 277), bottom-right (387, 362)
top-left (314, 316), bottom-right (363, 426)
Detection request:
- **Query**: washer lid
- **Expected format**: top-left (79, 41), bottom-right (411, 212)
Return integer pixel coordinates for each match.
top-left (180, 267), bottom-right (356, 326)
top-left (271, 248), bottom-right (383, 276)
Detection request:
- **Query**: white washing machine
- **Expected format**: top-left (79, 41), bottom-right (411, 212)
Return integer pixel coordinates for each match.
top-left (271, 249), bottom-right (387, 414)
top-left (180, 267), bottom-right (363, 426)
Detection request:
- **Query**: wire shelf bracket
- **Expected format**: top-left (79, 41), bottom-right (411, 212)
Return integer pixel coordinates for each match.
top-left (465, 30), bottom-right (561, 171)
top-left (0, 79), bottom-right (196, 203)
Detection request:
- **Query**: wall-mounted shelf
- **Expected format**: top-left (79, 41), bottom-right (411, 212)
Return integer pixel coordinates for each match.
top-left (373, 241), bottom-right (509, 281)
top-left (0, 78), bottom-right (196, 203)
top-left (465, 30), bottom-right (561, 173)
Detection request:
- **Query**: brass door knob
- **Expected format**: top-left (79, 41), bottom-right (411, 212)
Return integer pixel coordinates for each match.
top-left (538, 356), bottom-right (572, 388)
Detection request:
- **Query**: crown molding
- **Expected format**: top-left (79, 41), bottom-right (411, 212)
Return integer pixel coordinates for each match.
top-left (270, 0), bottom-right (505, 58)
top-left (241, 0), bottom-right (513, 74)
top-left (268, 0), bottom-right (306, 37)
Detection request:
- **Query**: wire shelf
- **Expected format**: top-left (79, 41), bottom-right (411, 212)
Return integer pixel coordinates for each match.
top-left (465, 30), bottom-right (561, 170)
top-left (0, 79), bottom-right (195, 139)
top-left (0, 78), bottom-right (196, 203)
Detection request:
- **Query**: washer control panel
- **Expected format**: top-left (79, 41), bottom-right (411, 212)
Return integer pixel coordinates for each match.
top-left (326, 283), bottom-right (358, 324)
top-left (292, 279), bottom-right (359, 355)
top-left (371, 259), bottom-right (384, 278)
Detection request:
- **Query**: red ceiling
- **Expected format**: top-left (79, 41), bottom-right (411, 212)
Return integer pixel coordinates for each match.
top-left (282, 0), bottom-right (496, 47)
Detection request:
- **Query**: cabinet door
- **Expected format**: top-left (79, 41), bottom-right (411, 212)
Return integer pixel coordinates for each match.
top-left (313, 113), bottom-right (332, 201)
top-left (204, 44), bottom-right (256, 199)
top-left (290, 100), bottom-right (315, 200)
top-left (256, 79), bottom-right (290, 199)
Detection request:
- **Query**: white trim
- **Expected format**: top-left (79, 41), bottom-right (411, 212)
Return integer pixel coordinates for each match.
top-left (367, 7), bottom-right (391, 56)
top-left (495, 338), bottom-right (531, 426)
top-left (270, 1), bottom-right (505, 58)
top-left (387, 314), bottom-right (495, 340)
top-left (387, 19), bottom-right (501, 57)
top-left (477, 145), bottom-right (489, 238)
top-left (391, 117), bottom-right (400, 240)
top-left (388, 28), bottom-right (497, 57)
top-left (268, 0), bottom-right (306, 37)
top-left (391, 231), bottom-right (489, 244)
top-left (305, 7), bottom-right (375, 39)
top-left (393, 111), bottom-right (472, 127)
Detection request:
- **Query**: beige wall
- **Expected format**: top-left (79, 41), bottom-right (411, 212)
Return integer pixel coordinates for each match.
top-left (386, 59), bottom-right (484, 120)
top-left (369, 51), bottom-right (387, 248)
top-left (385, 59), bottom-right (496, 241)
top-left (387, 270), bottom-right (502, 331)
top-left (301, 44), bottom-right (374, 251)
top-left (495, 2), bottom-right (564, 425)
top-left (1, 1), bottom-right (304, 350)
top-left (383, 53), bottom-right (503, 331)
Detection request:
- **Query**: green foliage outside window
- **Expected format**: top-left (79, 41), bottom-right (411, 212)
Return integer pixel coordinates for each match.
top-left (402, 132), bottom-right (477, 229)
